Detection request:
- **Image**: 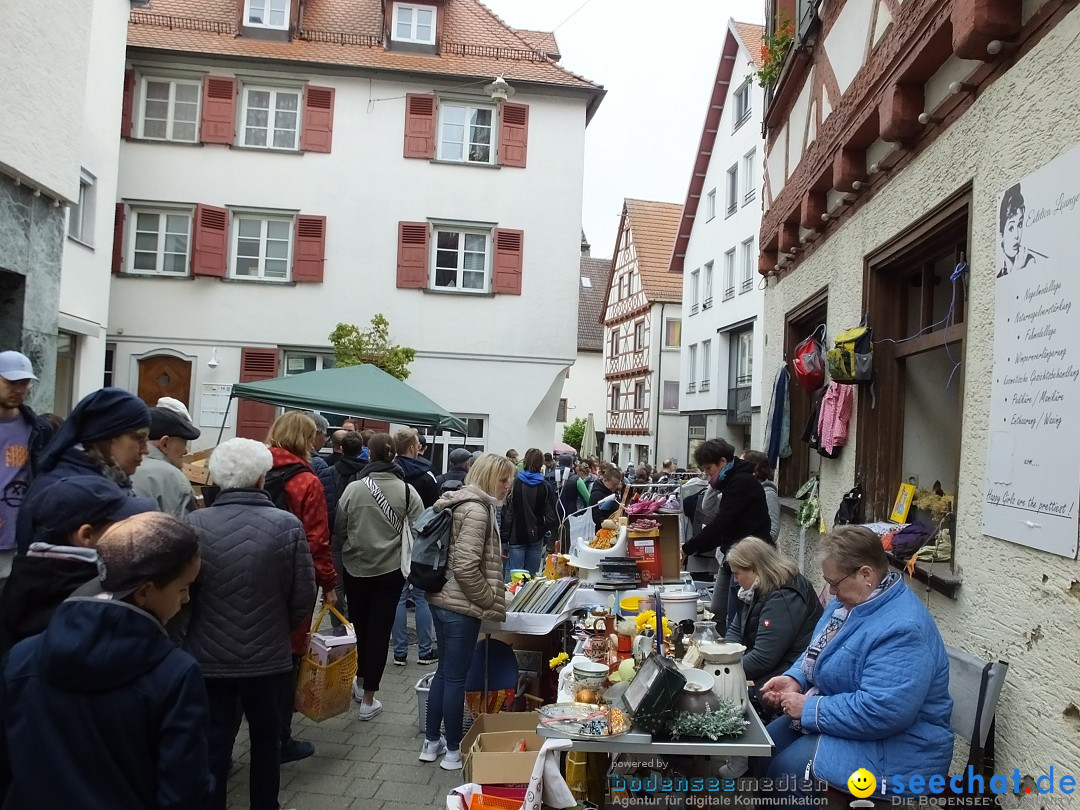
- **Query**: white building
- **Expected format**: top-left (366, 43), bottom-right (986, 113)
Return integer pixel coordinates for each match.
top-left (672, 21), bottom-right (766, 462)
top-left (602, 199), bottom-right (687, 468)
top-left (554, 234), bottom-right (607, 451)
top-left (0, 0), bottom-right (129, 412)
top-left (106, 0), bottom-right (604, 471)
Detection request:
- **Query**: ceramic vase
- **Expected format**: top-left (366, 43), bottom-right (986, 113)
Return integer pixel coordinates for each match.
top-left (699, 642), bottom-right (748, 712)
top-left (674, 669), bottom-right (721, 715)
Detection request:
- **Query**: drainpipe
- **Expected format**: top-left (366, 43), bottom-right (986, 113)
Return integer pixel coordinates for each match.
top-left (653, 302), bottom-right (666, 464)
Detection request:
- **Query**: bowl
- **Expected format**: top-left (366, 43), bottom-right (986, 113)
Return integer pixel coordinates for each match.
top-left (572, 660), bottom-right (610, 688)
top-left (678, 667), bottom-right (716, 693)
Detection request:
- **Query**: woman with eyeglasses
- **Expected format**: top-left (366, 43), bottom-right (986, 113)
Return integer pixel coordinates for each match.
top-left (757, 525), bottom-right (953, 804)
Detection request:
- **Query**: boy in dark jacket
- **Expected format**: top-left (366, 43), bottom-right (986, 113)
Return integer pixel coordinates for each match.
top-left (0, 512), bottom-right (210, 809)
top-left (681, 439), bottom-right (771, 630)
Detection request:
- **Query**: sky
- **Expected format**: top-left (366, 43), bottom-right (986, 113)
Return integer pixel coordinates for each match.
top-left (480, 0), bottom-right (765, 259)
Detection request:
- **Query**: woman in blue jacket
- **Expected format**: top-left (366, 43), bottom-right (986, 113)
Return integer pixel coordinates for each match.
top-left (759, 525), bottom-right (953, 802)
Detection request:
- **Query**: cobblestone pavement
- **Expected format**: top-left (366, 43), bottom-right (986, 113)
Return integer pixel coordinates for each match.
top-left (227, 619), bottom-right (464, 810)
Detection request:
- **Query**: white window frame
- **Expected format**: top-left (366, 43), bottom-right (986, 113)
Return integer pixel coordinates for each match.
top-left (690, 269), bottom-right (700, 314)
top-left (230, 211), bottom-right (294, 282)
top-left (68, 169), bottom-right (95, 246)
top-left (726, 165), bottom-right (739, 216)
top-left (127, 205), bottom-right (194, 277)
top-left (419, 414), bottom-right (487, 475)
top-left (610, 383), bottom-right (621, 413)
top-left (741, 237), bottom-right (755, 293)
top-left (284, 351), bottom-right (335, 376)
top-left (431, 225), bottom-right (491, 294)
top-left (706, 188), bottom-right (716, 221)
top-left (735, 329), bottom-right (754, 385)
top-left (392, 2), bottom-right (437, 44)
top-left (701, 339), bottom-right (712, 391)
top-left (634, 320), bottom-right (645, 351)
top-left (742, 149), bottom-right (757, 205)
top-left (634, 381), bottom-right (646, 412)
top-left (687, 344), bottom-right (698, 392)
top-left (138, 77), bottom-right (201, 143)
top-left (436, 101), bottom-right (497, 165)
top-left (241, 85), bottom-right (302, 151)
top-left (733, 81), bottom-right (752, 130)
top-left (703, 261), bottom-right (714, 308)
top-left (245, 0), bottom-right (288, 30)
top-left (723, 248), bottom-right (736, 300)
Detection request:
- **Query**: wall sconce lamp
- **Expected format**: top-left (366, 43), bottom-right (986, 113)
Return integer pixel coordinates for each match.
top-left (485, 76), bottom-right (515, 102)
top-left (207, 347), bottom-right (220, 369)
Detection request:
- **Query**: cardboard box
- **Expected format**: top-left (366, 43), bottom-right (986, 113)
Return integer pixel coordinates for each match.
top-left (461, 712), bottom-right (542, 785)
top-left (308, 626), bottom-right (356, 666)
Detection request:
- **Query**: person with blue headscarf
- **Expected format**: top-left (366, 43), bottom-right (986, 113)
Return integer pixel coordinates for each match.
top-left (16, 388), bottom-right (153, 554)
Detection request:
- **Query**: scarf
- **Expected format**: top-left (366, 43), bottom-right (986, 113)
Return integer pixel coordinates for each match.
top-left (737, 579), bottom-right (759, 605)
top-left (709, 460), bottom-right (735, 489)
top-left (792, 571), bottom-right (900, 731)
top-left (517, 470), bottom-right (545, 486)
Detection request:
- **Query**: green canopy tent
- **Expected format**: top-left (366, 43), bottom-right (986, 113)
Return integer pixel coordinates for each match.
top-left (223, 364), bottom-right (467, 442)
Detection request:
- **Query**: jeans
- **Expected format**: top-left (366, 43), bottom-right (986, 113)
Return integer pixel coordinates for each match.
top-left (207, 672), bottom-right (289, 810)
top-left (426, 605), bottom-right (481, 750)
top-left (710, 565), bottom-right (742, 636)
top-left (507, 541), bottom-right (543, 577)
top-left (344, 569), bottom-right (404, 694)
top-left (763, 714), bottom-right (823, 805)
top-left (393, 583), bottom-right (435, 658)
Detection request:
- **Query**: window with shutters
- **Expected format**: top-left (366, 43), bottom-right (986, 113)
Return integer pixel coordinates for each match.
top-left (245, 0), bottom-right (288, 29)
top-left (127, 207), bottom-right (193, 276)
top-left (242, 86), bottom-right (301, 150)
top-left (392, 3), bottom-right (436, 44)
top-left (230, 213), bottom-right (293, 281)
top-left (437, 102), bottom-right (496, 164)
top-left (432, 226), bottom-right (490, 293)
top-left (139, 78), bottom-right (200, 142)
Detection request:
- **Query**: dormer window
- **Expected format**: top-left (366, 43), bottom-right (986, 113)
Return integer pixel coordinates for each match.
top-left (393, 3), bottom-right (436, 45)
top-left (246, 0), bottom-right (288, 29)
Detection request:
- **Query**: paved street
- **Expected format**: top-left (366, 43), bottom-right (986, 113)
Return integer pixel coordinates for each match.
top-left (227, 619), bottom-right (463, 810)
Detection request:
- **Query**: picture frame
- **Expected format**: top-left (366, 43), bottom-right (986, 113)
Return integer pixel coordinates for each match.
top-left (890, 482), bottom-right (916, 524)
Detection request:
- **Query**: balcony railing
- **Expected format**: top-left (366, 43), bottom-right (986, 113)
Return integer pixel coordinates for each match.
top-left (687, 382), bottom-right (697, 393)
top-left (723, 286), bottom-right (735, 301)
top-left (691, 303), bottom-right (699, 315)
top-left (726, 385), bottom-right (752, 426)
top-left (741, 278), bottom-right (754, 293)
top-left (700, 379), bottom-right (711, 392)
top-left (703, 296), bottom-right (713, 309)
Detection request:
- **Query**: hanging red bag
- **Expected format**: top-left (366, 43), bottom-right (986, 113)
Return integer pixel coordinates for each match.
top-left (791, 325), bottom-right (827, 391)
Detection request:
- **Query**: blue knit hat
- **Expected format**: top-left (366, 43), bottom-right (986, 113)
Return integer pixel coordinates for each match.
top-left (39, 388), bottom-right (151, 472)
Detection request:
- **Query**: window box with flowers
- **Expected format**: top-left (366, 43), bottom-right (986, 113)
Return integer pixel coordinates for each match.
top-left (754, 15), bottom-right (795, 88)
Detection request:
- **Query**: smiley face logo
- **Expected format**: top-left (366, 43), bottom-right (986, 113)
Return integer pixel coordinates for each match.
top-left (847, 769), bottom-right (877, 798)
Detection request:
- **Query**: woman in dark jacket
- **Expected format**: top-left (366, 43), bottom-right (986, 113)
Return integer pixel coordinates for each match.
top-left (185, 438), bottom-right (316, 810)
top-left (725, 537), bottom-right (822, 689)
top-left (587, 466), bottom-right (624, 530)
top-left (499, 448), bottom-right (558, 575)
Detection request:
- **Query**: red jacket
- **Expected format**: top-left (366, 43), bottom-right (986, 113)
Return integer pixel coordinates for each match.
top-left (268, 447), bottom-right (337, 654)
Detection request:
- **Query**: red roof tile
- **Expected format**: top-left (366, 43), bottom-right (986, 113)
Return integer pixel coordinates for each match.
top-left (623, 198), bottom-right (683, 304)
top-left (514, 29), bottom-right (560, 60)
top-left (734, 21), bottom-right (766, 69)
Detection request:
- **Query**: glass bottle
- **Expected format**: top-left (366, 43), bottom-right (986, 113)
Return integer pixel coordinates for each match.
top-left (688, 620), bottom-right (721, 649)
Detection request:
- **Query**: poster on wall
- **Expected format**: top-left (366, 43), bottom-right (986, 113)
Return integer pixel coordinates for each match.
top-left (983, 144), bottom-right (1080, 558)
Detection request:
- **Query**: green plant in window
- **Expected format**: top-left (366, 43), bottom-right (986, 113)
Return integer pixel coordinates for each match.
top-left (329, 314), bottom-right (416, 381)
top-left (753, 13), bottom-right (795, 88)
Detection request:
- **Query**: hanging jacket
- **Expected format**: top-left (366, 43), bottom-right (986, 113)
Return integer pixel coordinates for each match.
top-left (764, 367), bottom-right (792, 469)
top-left (725, 573), bottom-right (821, 682)
top-left (0, 598), bottom-right (212, 809)
top-left (818, 383), bottom-right (854, 455)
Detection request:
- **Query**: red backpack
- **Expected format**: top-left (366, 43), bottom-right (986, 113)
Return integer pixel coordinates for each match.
top-left (791, 325), bottom-right (827, 391)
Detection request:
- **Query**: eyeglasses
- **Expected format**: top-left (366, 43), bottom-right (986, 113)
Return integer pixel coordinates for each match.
top-left (824, 569), bottom-right (858, 589)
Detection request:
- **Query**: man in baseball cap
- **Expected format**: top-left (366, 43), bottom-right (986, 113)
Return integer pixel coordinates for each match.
top-left (131, 405), bottom-right (201, 518)
top-left (0, 350), bottom-right (54, 597)
top-left (0, 475), bottom-right (157, 655)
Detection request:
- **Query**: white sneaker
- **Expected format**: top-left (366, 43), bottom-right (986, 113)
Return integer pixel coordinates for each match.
top-left (419, 737), bottom-right (447, 762)
top-left (439, 748), bottom-right (463, 770)
top-left (716, 756), bottom-right (748, 779)
top-left (351, 679), bottom-right (363, 703)
top-left (357, 698), bottom-right (383, 721)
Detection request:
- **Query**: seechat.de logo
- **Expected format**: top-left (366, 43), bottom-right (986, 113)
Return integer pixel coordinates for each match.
top-left (848, 769), bottom-right (878, 798)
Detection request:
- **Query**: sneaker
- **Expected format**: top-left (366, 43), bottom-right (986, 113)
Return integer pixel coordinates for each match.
top-left (279, 738), bottom-right (315, 764)
top-left (357, 698), bottom-right (383, 721)
top-left (393, 655), bottom-right (407, 666)
top-left (439, 748), bottom-right (463, 770)
top-left (352, 679), bottom-right (364, 703)
top-left (419, 736), bottom-right (447, 762)
top-left (417, 649), bottom-right (439, 665)
top-left (716, 756), bottom-right (748, 779)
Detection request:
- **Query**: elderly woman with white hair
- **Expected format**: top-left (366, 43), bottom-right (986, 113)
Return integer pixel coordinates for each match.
top-left (184, 438), bottom-right (317, 810)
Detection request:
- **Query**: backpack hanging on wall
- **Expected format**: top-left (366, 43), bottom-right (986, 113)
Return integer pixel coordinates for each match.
top-left (834, 484), bottom-right (864, 526)
top-left (791, 325), bottom-right (827, 391)
top-left (826, 320), bottom-right (873, 384)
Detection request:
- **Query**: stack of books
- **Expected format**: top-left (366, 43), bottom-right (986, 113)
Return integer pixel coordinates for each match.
top-left (507, 577), bottom-right (579, 614)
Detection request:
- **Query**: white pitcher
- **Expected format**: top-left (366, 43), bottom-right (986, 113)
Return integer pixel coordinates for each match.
top-left (698, 642), bottom-right (747, 712)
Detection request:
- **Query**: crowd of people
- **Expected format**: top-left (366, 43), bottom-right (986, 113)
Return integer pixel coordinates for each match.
top-left (0, 348), bottom-right (956, 807)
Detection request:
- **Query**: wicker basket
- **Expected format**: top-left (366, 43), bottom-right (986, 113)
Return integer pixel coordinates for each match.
top-left (295, 604), bottom-right (358, 723)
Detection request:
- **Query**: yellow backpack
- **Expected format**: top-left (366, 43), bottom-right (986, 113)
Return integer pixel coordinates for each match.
top-left (826, 323), bottom-right (873, 383)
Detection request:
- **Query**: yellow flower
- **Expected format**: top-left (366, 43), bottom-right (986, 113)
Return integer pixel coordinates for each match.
top-left (634, 610), bottom-right (671, 638)
top-left (549, 652), bottom-right (570, 670)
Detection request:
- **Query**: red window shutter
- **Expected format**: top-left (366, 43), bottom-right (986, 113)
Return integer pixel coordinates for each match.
top-left (236, 348), bottom-right (279, 441)
top-left (493, 228), bottom-right (524, 295)
top-left (293, 215), bottom-right (326, 283)
top-left (403, 94), bottom-right (437, 159)
top-left (396, 221), bottom-right (429, 289)
top-left (121, 70), bottom-right (135, 139)
top-left (112, 203), bottom-right (126, 274)
top-left (299, 86), bottom-right (334, 153)
top-left (191, 204), bottom-right (229, 277)
top-left (498, 103), bottom-right (529, 168)
top-left (200, 76), bottom-right (236, 145)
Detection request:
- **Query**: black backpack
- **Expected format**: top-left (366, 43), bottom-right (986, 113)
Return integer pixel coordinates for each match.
top-left (263, 463), bottom-right (309, 512)
top-left (834, 484), bottom-right (865, 526)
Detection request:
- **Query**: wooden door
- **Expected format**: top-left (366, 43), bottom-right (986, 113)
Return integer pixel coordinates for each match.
top-left (137, 355), bottom-right (192, 409)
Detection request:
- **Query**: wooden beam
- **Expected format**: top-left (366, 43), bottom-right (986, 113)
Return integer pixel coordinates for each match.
top-left (952, 0), bottom-right (1023, 61)
top-left (832, 148), bottom-right (865, 192)
top-left (879, 82), bottom-right (924, 143)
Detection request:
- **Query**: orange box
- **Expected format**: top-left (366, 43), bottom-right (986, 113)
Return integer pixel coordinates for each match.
top-left (627, 532), bottom-right (662, 584)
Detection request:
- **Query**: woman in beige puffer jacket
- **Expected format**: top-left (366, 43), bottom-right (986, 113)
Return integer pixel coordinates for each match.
top-left (421, 454), bottom-right (512, 771)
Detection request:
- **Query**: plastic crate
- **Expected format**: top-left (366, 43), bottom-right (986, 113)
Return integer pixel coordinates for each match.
top-left (468, 793), bottom-right (523, 810)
